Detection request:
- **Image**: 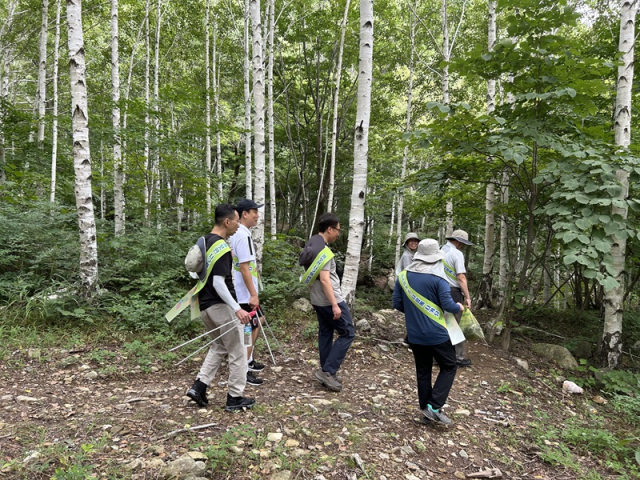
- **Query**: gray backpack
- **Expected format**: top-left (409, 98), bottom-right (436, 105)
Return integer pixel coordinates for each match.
top-left (184, 236), bottom-right (207, 281)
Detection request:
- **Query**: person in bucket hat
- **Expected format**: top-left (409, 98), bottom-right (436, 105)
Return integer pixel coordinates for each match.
top-left (441, 229), bottom-right (473, 367)
top-left (395, 232), bottom-right (420, 275)
top-left (392, 239), bottom-right (465, 425)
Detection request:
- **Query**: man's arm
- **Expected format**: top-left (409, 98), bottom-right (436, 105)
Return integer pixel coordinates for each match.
top-left (392, 279), bottom-right (404, 312)
top-left (456, 273), bottom-right (472, 308)
top-left (318, 269), bottom-right (341, 320)
top-left (239, 262), bottom-right (259, 308)
top-left (212, 275), bottom-right (252, 323)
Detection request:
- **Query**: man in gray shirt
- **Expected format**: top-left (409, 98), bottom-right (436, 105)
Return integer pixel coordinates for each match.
top-left (299, 213), bottom-right (355, 392)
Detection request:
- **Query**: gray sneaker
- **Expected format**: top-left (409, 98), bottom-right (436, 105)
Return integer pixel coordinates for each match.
top-left (422, 407), bottom-right (453, 425)
top-left (314, 369), bottom-right (342, 392)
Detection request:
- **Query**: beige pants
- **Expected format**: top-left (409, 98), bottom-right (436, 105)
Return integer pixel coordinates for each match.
top-left (197, 303), bottom-right (247, 397)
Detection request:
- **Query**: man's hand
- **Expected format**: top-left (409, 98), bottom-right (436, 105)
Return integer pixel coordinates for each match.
top-left (457, 302), bottom-right (465, 312)
top-left (332, 303), bottom-right (342, 320)
top-left (249, 294), bottom-right (259, 309)
top-left (235, 308), bottom-right (252, 324)
top-left (465, 297), bottom-right (471, 309)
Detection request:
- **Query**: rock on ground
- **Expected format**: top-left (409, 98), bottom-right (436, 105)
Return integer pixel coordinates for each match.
top-left (529, 343), bottom-right (578, 370)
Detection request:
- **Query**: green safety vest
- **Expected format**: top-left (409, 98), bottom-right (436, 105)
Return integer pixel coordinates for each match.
top-left (233, 257), bottom-right (263, 292)
top-left (397, 270), bottom-right (447, 329)
top-left (165, 239), bottom-right (231, 322)
top-left (443, 259), bottom-right (458, 283)
top-left (300, 246), bottom-right (334, 286)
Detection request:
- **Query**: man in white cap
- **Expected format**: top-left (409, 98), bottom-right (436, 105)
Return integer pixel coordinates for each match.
top-left (395, 232), bottom-right (420, 275)
top-left (441, 229), bottom-right (473, 367)
top-left (392, 239), bottom-right (464, 425)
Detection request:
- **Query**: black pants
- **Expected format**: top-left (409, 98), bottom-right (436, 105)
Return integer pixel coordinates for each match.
top-left (410, 340), bottom-right (457, 410)
top-left (313, 301), bottom-right (355, 375)
top-left (449, 287), bottom-right (467, 362)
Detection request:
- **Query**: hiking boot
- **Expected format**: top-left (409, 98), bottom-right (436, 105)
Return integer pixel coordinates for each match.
top-left (457, 359), bottom-right (472, 368)
top-left (422, 406), bottom-right (453, 425)
top-left (225, 393), bottom-right (255, 411)
top-left (246, 372), bottom-right (264, 386)
top-left (186, 380), bottom-right (208, 407)
top-left (334, 372), bottom-right (343, 384)
top-left (314, 369), bottom-right (342, 392)
top-left (248, 360), bottom-right (265, 372)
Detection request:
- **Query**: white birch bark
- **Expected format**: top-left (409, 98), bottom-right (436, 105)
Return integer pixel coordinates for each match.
top-left (395, 5), bottom-right (415, 266)
top-left (143, 0), bottom-right (151, 226)
top-left (49, 0), bottom-right (61, 202)
top-left (341, 0), bottom-right (373, 306)
top-left (67, 0), bottom-right (98, 295)
top-left (250, 0), bottom-right (266, 264)
top-left (498, 172), bottom-right (509, 302)
top-left (112, 0), bottom-right (125, 235)
top-left (267, 0), bottom-right (276, 236)
top-left (100, 141), bottom-right (105, 219)
top-left (213, 0), bottom-right (223, 199)
top-left (37, 0), bottom-right (49, 148)
top-left (327, 0), bottom-right (351, 211)
top-left (603, 0), bottom-right (638, 368)
top-left (388, 195), bottom-right (395, 245)
top-left (477, 0), bottom-right (497, 308)
top-left (244, 0), bottom-right (252, 198)
top-left (443, 0), bottom-right (453, 236)
top-left (205, 0), bottom-right (212, 215)
top-left (153, 0), bottom-right (162, 229)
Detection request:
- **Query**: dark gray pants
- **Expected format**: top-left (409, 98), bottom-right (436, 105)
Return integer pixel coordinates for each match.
top-left (313, 301), bottom-right (355, 375)
top-left (449, 287), bottom-right (468, 362)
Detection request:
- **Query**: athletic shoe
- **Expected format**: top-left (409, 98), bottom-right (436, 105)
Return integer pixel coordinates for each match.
top-left (248, 360), bottom-right (265, 372)
top-left (422, 406), bottom-right (453, 425)
top-left (186, 380), bottom-right (208, 407)
top-left (457, 359), bottom-right (472, 368)
top-left (246, 372), bottom-right (264, 386)
top-left (314, 369), bottom-right (342, 392)
top-left (225, 393), bottom-right (255, 411)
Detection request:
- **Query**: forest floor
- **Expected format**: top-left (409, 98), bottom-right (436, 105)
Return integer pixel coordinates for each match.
top-left (0, 309), bottom-right (638, 480)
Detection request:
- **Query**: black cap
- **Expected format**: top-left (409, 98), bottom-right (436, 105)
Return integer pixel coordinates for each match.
top-left (236, 199), bottom-right (264, 214)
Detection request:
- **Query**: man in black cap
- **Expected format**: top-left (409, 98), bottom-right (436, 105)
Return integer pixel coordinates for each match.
top-left (441, 229), bottom-right (473, 367)
top-left (228, 199), bottom-right (266, 386)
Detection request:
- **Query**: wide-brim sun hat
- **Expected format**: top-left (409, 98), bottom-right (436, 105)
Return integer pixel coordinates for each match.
top-left (403, 232), bottom-right (420, 246)
top-left (413, 238), bottom-right (444, 263)
top-left (446, 229), bottom-right (473, 246)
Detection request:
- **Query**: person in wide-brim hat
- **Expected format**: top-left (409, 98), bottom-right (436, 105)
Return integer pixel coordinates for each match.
top-left (395, 232), bottom-right (421, 275)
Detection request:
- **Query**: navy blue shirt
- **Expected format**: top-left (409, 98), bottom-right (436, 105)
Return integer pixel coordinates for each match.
top-left (392, 271), bottom-right (461, 346)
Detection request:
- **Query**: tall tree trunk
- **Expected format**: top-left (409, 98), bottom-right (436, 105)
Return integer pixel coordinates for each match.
top-left (67, 0), bottom-right (98, 296)
top-left (477, 0), bottom-right (497, 309)
top-left (37, 0), bottom-right (49, 149)
top-left (100, 141), bottom-right (105, 220)
top-left (267, 0), bottom-right (276, 236)
top-left (143, 0), bottom-right (151, 226)
top-left (498, 172), bottom-right (509, 304)
top-left (153, 0), bottom-right (162, 229)
top-left (327, 0), bottom-right (351, 211)
top-left (395, 4), bottom-right (416, 266)
top-left (0, 0), bottom-right (18, 185)
top-left (205, 0), bottom-right (212, 215)
top-left (49, 0), bottom-right (61, 202)
top-left (213, 0), bottom-right (223, 200)
top-left (112, 0), bottom-right (125, 235)
top-left (388, 194), bottom-right (395, 245)
top-left (244, 0), bottom-right (252, 198)
top-left (250, 0), bottom-right (266, 264)
top-left (602, 0), bottom-right (638, 368)
top-left (443, 0), bottom-right (453, 236)
top-left (341, 0), bottom-right (373, 306)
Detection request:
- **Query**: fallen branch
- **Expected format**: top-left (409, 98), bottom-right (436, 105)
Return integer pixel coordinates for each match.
top-left (157, 422), bottom-right (218, 440)
top-left (481, 416), bottom-right (510, 427)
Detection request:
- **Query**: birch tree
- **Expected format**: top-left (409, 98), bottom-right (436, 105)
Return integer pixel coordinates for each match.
top-left (36, 0), bottom-right (49, 149)
top-left (143, 0), bottom-right (151, 226)
top-left (602, 0), bottom-right (638, 368)
top-left (250, 0), bottom-right (266, 263)
top-left (476, 0), bottom-right (497, 308)
top-left (152, 0), bottom-right (162, 228)
top-left (213, 0), bottom-right (223, 199)
top-left (395, 3), bottom-right (416, 267)
top-left (341, 0), bottom-right (373, 306)
top-left (49, 0), bottom-right (61, 202)
top-left (67, 0), bottom-right (98, 296)
top-left (327, 0), bottom-right (351, 211)
top-left (244, 0), bottom-right (252, 198)
top-left (112, 0), bottom-right (125, 235)
top-left (205, 0), bottom-right (212, 215)
top-left (266, 0), bottom-right (276, 236)
top-left (0, 0), bottom-right (18, 186)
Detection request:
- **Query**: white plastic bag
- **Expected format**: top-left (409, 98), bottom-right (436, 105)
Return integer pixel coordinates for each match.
top-left (562, 380), bottom-right (583, 394)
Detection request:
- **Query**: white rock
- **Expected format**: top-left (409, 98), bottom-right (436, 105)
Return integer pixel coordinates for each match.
top-left (23, 451), bottom-right (40, 465)
top-left (514, 357), bottom-right (529, 370)
top-left (0, 395), bottom-right (13, 403)
top-left (454, 409), bottom-right (471, 416)
top-left (83, 371), bottom-right (99, 380)
top-left (284, 439), bottom-right (299, 447)
top-left (459, 450), bottom-right (469, 460)
top-left (562, 380), bottom-right (584, 394)
top-left (267, 432), bottom-right (283, 442)
top-left (122, 458), bottom-right (144, 471)
top-left (229, 446), bottom-right (243, 454)
top-left (292, 298), bottom-right (313, 313)
top-left (356, 319), bottom-right (371, 332)
top-left (16, 396), bottom-right (39, 403)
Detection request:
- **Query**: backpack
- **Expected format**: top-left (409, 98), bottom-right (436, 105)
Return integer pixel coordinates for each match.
top-left (184, 236), bottom-right (207, 281)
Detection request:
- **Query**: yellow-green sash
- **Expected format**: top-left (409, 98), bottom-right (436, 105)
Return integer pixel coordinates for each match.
top-left (397, 271), bottom-right (447, 329)
top-left (443, 260), bottom-right (457, 282)
top-left (233, 257), bottom-right (263, 292)
top-left (300, 246), bottom-right (334, 286)
top-left (165, 239), bottom-right (231, 322)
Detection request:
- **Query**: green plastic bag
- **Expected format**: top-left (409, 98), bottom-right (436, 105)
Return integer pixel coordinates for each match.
top-left (459, 309), bottom-right (485, 341)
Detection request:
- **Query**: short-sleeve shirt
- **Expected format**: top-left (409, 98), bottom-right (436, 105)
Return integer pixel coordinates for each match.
top-left (308, 238), bottom-right (344, 307)
top-left (228, 224), bottom-right (258, 304)
top-left (440, 241), bottom-right (466, 288)
top-left (198, 233), bottom-right (237, 311)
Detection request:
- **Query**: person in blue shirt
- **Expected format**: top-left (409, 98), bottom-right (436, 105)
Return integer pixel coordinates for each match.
top-left (392, 238), bottom-right (464, 425)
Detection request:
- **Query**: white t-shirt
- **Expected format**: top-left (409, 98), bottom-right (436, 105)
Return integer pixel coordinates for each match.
top-left (228, 224), bottom-right (259, 304)
top-left (440, 241), bottom-right (466, 288)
